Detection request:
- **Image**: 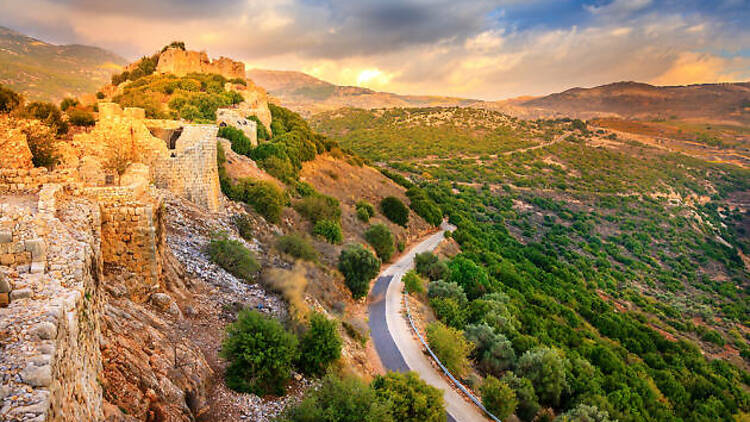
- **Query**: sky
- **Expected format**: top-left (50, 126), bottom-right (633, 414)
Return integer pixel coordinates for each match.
top-left (2, 0), bottom-right (749, 100)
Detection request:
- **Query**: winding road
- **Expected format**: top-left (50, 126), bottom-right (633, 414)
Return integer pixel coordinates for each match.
top-left (368, 222), bottom-right (489, 422)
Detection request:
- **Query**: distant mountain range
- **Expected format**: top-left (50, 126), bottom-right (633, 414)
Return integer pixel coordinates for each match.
top-left (0, 26), bottom-right (126, 102)
top-left (247, 69), bottom-right (476, 116)
top-left (475, 81), bottom-right (750, 125)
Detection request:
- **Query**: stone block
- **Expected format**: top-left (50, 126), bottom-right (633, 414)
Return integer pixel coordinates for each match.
top-left (0, 274), bottom-right (10, 293)
top-left (0, 229), bottom-right (11, 243)
top-left (25, 238), bottom-right (46, 261)
top-left (30, 261), bottom-right (45, 274)
top-left (0, 253), bottom-right (14, 265)
top-left (20, 363), bottom-right (52, 387)
top-left (10, 288), bottom-right (32, 300)
top-left (0, 292), bottom-right (8, 307)
top-left (30, 322), bottom-right (57, 340)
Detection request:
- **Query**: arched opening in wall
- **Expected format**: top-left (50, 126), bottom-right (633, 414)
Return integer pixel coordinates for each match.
top-left (148, 127), bottom-right (183, 150)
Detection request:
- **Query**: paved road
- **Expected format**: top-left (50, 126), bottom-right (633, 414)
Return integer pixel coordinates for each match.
top-left (368, 222), bottom-right (489, 422)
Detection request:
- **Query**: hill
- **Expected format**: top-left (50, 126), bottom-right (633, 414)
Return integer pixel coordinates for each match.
top-left (477, 81), bottom-right (750, 124)
top-left (0, 26), bottom-right (126, 102)
top-left (247, 69), bottom-right (475, 116)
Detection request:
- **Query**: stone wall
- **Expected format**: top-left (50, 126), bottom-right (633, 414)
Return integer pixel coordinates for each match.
top-left (0, 183), bottom-right (104, 422)
top-left (156, 48), bottom-right (245, 80)
top-left (217, 108), bottom-right (258, 146)
top-left (0, 117), bottom-right (34, 169)
top-left (154, 125), bottom-right (222, 213)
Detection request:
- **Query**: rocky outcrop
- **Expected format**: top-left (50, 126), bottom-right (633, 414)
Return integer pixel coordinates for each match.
top-left (156, 49), bottom-right (245, 80)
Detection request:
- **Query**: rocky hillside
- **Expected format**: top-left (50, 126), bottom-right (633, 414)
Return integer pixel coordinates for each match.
top-left (0, 26), bottom-right (126, 102)
top-left (477, 81), bottom-right (750, 124)
top-left (247, 69), bottom-right (475, 116)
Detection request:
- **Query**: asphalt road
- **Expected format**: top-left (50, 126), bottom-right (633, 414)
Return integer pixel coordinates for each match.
top-left (368, 222), bottom-right (488, 422)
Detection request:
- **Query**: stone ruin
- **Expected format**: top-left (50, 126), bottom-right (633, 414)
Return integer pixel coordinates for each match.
top-left (0, 102), bottom-right (229, 421)
top-left (155, 48), bottom-right (245, 80)
top-left (216, 108), bottom-right (258, 146)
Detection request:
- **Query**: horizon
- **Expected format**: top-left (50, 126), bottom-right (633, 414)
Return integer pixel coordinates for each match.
top-left (1, 0), bottom-right (749, 100)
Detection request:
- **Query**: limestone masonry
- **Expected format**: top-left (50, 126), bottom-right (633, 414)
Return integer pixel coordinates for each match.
top-left (156, 48), bottom-right (245, 80)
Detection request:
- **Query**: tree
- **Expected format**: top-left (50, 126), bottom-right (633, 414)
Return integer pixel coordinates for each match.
top-left (556, 404), bottom-right (613, 422)
top-left (278, 373), bottom-right (393, 422)
top-left (425, 322), bottom-right (473, 378)
top-left (22, 123), bottom-right (58, 169)
top-left (403, 270), bottom-right (425, 295)
top-left (517, 347), bottom-right (567, 407)
top-left (447, 256), bottom-right (492, 300)
top-left (415, 252), bottom-right (448, 281)
top-left (502, 373), bottom-right (540, 422)
top-left (365, 224), bottom-right (395, 261)
top-left (464, 323), bottom-right (516, 376)
top-left (372, 371), bottom-right (445, 422)
top-left (380, 196), bottom-right (409, 226)
top-left (0, 84), bottom-right (21, 113)
top-left (59, 97), bottom-right (79, 111)
top-left (297, 313), bottom-right (342, 376)
top-left (427, 280), bottom-right (468, 305)
top-left (21, 101), bottom-right (68, 134)
top-left (221, 310), bottom-right (299, 395)
top-left (68, 110), bottom-right (95, 127)
top-left (429, 297), bottom-right (466, 329)
top-left (338, 244), bottom-right (380, 299)
top-left (481, 376), bottom-right (517, 420)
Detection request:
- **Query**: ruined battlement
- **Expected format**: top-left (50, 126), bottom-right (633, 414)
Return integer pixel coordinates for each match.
top-left (156, 48), bottom-right (245, 80)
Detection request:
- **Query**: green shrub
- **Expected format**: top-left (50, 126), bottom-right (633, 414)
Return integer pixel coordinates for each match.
top-left (338, 244), bottom-right (380, 299)
top-left (68, 110), bottom-right (95, 127)
top-left (218, 125), bottom-right (253, 156)
top-left (425, 322), bottom-right (473, 377)
top-left (232, 214), bottom-right (254, 240)
top-left (464, 323), bottom-right (516, 375)
top-left (480, 376), bottom-right (517, 420)
top-left (207, 234), bottom-right (260, 281)
top-left (22, 124), bottom-right (58, 169)
top-left (429, 297), bottom-right (466, 329)
top-left (356, 200), bottom-right (376, 221)
top-left (59, 97), bottom-right (79, 111)
top-left (232, 179), bottom-right (286, 224)
top-left (403, 270), bottom-right (424, 295)
top-left (427, 280), bottom-right (468, 305)
top-left (502, 373), bottom-right (540, 422)
top-left (277, 233), bottom-right (318, 261)
top-left (365, 224), bottom-right (395, 261)
top-left (247, 115), bottom-right (270, 140)
top-left (447, 256), bottom-right (492, 300)
top-left (380, 196), bottom-right (409, 227)
top-left (297, 313), bottom-right (342, 376)
top-left (22, 101), bottom-right (68, 134)
top-left (701, 330), bottom-right (725, 346)
top-left (406, 187), bottom-right (442, 226)
top-left (221, 309), bottom-right (298, 396)
top-left (556, 404), bottom-right (613, 422)
top-left (313, 220), bottom-right (342, 244)
top-left (371, 371), bottom-right (444, 422)
top-left (278, 373), bottom-right (393, 422)
top-left (294, 194), bottom-right (341, 224)
top-left (96, 91), bottom-right (105, 100)
top-left (415, 252), bottom-right (449, 281)
top-left (0, 84), bottom-right (22, 113)
top-left (517, 347), bottom-right (567, 407)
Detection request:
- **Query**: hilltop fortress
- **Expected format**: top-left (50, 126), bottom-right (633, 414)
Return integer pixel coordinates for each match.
top-left (0, 49), bottom-right (274, 421)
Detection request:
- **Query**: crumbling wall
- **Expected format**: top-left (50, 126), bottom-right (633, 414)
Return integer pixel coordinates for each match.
top-left (0, 181), bottom-right (104, 422)
top-left (153, 125), bottom-right (222, 213)
top-left (0, 117), bottom-right (34, 169)
top-left (217, 108), bottom-right (258, 146)
top-left (156, 48), bottom-right (245, 80)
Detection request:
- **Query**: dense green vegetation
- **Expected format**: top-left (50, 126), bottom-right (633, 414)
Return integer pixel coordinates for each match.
top-left (364, 224), bottom-right (395, 261)
top-left (380, 196), bottom-right (409, 227)
top-left (313, 220), bottom-right (343, 244)
top-left (320, 110), bottom-right (750, 420)
top-left (297, 313), bottom-right (342, 376)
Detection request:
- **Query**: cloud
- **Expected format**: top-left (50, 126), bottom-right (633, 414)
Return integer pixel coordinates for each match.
top-left (0, 0), bottom-right (748, 99)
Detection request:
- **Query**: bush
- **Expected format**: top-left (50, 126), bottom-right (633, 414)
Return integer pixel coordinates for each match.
top-left (22, 124), bottom-right (58, 169)
top-left (410, 199), bottom-right (442, 226)
top-left (425, 322), bottom-right (473, 377)
top-left (247, 115), bottom-right (270, 141)
top-left (356, 200), bottom-right (376, 222)
top-left (59, 97), bottom-right (79, 111)
top-left (218, 125), bottom-right (253, 156)
top-left (427, 280), bottom-right (468, 305)
top-left (372, 371), bottom-right (444, 422)
top-left (338, 244), bottom-right (381, 299)
top-left (447, 256), bottom-right (492, 300)
top-left (464, 323), bottom-right (516, 376)
top-left (556, 404), bottom-right (613, 422)
top-left (313, 220), bottom-right (343, 244)
top-left (207, 234), bottom-right (260, 281)
top-left (502, 373), bottom-right (540, 422)
top-left (297, 313), bottom-right (342, 376)
top-left (481, 376), bottom-right (517, 420)
top-left (294, 194), bottom-right (341, 224)
top-left (96, 91), bottom-right (105, 99)
top-left (517, 347), bottom-right (567, 407)
top-left (233, 214), bottom-right (254, 241)
top-left (365, 224), bottom-right (395, 261)
top-left (278, 373), bottom-right (393, 422)
top-left (232, 179), bottom-right (286, 224)
top-left (0, 84), bottom-right (22, 113)
top-left (221, 309), bottom-right (298, 395)
top-left (380, 196), bottom-right (409, 227)
top-left (403, 270), bottom-right (424, 294)
top-left (429, 297), bottom-right (466, 328)
top-left (22, 101), bottom-right (68, 134)
top-left (277, 234), bottom-right (318, 261)
top-left (68, 110), bottom-right (95, 127)
top-left (415, 252), bottom-right (448, 281)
